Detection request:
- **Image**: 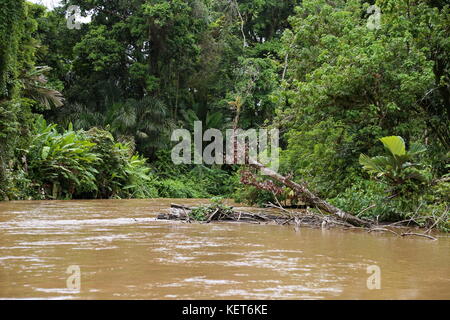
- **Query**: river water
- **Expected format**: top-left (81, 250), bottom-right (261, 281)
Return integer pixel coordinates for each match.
top-left (0, 199), bottom-right (449, 299)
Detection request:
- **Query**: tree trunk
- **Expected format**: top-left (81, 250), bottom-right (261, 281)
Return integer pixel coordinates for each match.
top-left (249, 161), bottom-right (373, 227)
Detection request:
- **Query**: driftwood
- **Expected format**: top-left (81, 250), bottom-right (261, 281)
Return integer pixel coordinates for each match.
top-left (157, 204), bottom-right (439, 240)
top-left (158, 204), bottom-right (284, 223)
top-left (400, 232), bottom-right (437, 241)
top-left (247, 161), bottom-right (373, 227)
top-left (157, 203), bottom-right (349, 228)
top-left (368, 227), bottom-right (438, 240)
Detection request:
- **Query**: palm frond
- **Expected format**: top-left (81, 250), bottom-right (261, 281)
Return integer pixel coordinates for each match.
top-left (21, 66), bottom-right (64, 108)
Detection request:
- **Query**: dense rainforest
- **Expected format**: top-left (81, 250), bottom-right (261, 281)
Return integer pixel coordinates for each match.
top-left (0, 0), bottom-right (448, 230)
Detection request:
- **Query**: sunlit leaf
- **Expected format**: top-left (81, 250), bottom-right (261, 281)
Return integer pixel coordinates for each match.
top-left (379, 136), bottom-right (406, 156)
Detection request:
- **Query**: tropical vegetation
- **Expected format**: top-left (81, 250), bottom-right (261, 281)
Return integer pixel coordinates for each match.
top-left (0, 0), bottom-right (448, 230)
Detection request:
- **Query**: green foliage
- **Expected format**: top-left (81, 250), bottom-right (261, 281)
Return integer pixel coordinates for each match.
top-left (156, 178), bottom-right (207, 198)
top-left (123, 154), bottom-right (159, 199)
top-left (328, 179), bottom-right (401, 221)
top-left (84, 127), bottom-right (159, 199)
top-left (218, 0), bottom-right (448, 225)
top-left (0, 0), bottom-right (24, 99)
top-left (154, 167), bottom-right (236, 199)
top-left (360, 136), bottom-right (431, 195)
top-left (282, 118), bottom-right (360, 198)
top-left (0, 0), bottom-right (448, 234)
top-left (60, 97), bottom-right (174, 160)
top-left (27, 117), bottom-right (100, 199)
top-left (59, 0), bottom-right (212, 142)
top-left (224, 56), bottom-right (281, 128)
top-left (232, 167), bottom-right (275, 207)
top-left (273, 0), bottom-right (449, 199)
top-left (151, 150), bottom-right (237, 198)
top-left (328, 172), bottom-right (449, 231)
top-left (188, 165), bottom-right (238, 196)
top-left (189, 196), bottom-right (234, 221)
top-left (0, 0), bottom-right (26, 199)
top-left (233, 185), bottom-right (274, 207)
top-left (20, 65), bottom-right (64, 110)
top-left (0, 1), bottom-right (63, 200)
top-left (19, 117), bottom-right (157, 200)
top-left (331, 135), bottom-right (448, 228)
top-left (189, 205), bottom-right (210, 221)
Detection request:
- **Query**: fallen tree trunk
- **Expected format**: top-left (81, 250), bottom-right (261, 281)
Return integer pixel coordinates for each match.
top-left (157, 203), bottom-right (339, 227)
top-left (157, 204), bottom-right (437, 240)
top-left (248, 161), bottom-right (373, 227)
top-left (157, 204), bottom-right (270, 223)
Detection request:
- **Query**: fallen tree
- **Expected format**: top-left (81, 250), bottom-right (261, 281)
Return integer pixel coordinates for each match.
top-left (157, 203), bottom-right (438, 240)
top-left (157, 203), bottom-right (350, 228)
top-left (243, 161), bottom-right (373, 227)
top-left (159, 204), bottom-right (283, 223)
top-left (225, 107), bottom-right (372, 227)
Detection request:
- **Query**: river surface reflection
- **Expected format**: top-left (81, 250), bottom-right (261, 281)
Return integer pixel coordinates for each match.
top-left (0, 199), bottom-right (449, 299)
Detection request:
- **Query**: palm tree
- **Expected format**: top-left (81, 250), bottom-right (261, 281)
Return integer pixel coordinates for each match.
top-left (57, 96), bottom-right (174, 158)
top-left (20, 66), bottom-right (64, 108)
top-left (108, 96), bottom-right (174, 155)
top-left (181, 108), bottom-right (226, 131)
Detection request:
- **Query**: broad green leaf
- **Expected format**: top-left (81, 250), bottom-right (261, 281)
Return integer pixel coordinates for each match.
top-left (408, 143), bottom-right (427, 156)
top-left (380, 136), bottom-right (406, 156)
top-left (359, 154), bottom-right (389, 174)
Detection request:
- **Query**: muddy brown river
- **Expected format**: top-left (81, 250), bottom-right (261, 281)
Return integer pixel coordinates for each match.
top-left (0, 199), bottom-right (449, 299)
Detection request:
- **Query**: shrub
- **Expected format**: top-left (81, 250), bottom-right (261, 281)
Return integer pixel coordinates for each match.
top-left (233, 183), bottom-right (275, 207)
top-left (359, 136), bottom-right (431, 196)
top-left (189, 197), bottom-right (234, 221)
top-left (156, 178), bottom-right (208, 198)
top-left (122, 154), bottom-right (159, 199)
top-left (328, 179), bottom-right (402, 221)
top-left (152, 150), bottom-right (237, 198)
top-left (27, 117), bottom-right (100, 199)
top-left (84, 128), bottom-right (158, 199)
top-left (25, 117), bottom-right (158, 199)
